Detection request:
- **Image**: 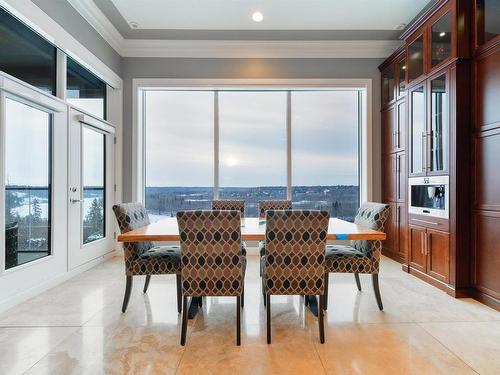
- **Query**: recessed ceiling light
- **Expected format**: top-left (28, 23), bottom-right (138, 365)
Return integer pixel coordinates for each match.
top-left (439, 31), bottom-right (446, 37)
top-left (252, 11), bottom-right (263, 22)
top-left (129, 21), bottom-right (139, 29)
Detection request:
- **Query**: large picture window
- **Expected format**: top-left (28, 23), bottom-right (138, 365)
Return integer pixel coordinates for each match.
top-left (4, 98), bottom-right (52, 269)
top-left (143, 88), bottom-right (362, 220)
top-left (144, 91), bottom-right (214, 221)
top-left (219, 92), bottom-right (287, 216)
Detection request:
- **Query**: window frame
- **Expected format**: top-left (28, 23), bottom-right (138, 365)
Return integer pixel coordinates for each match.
top-left (134, 79), bottom-right (373, 214)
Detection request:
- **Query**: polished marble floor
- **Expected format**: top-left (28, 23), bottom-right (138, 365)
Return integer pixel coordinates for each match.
top-left (0, 255), bottom-right (499, 374)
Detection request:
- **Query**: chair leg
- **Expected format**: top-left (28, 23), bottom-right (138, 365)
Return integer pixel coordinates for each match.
top-left (319, 294), bottom-right (325, 344)
top-left (241, 283), bottom-right (245, 308)
top-left (180, 296), bottom-right (188, 346)
top-left (323, 273), bottom-right (329, 310)
top-left (143, 275), bottom-right (151, 293)
top-left (372, 274), bottom-right (384, 311)
top-left (198, 297), bottom-right (203, 307)
top-left (122, 276), bottom-right (133, 313)
top-left (262, 278), bottom-right (266, 306)
top-left (266, 294), bottom-right (271, 344)
top-left (236, 296), bottom-right (241, 346)
top-left (354, 272), bottom-right (362, 291)
top-left (176, 275), bottom-right (182, 314)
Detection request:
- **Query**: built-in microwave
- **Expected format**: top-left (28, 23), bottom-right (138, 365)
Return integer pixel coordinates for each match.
top-left (408, 176), bottom-right (449, 219)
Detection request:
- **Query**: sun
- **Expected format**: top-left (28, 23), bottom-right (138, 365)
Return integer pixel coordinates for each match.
top-left (225, 156), bottom-right (239, 167)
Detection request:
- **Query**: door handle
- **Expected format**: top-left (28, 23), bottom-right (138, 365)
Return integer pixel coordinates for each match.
top-left (421, 132), bottom-right (427, 173)
top-left (70, 199), bottom-right (82, 203)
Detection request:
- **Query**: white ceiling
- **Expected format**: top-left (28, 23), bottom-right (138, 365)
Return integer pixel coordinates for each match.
top-left (110, 0), bottom-right (432, 30)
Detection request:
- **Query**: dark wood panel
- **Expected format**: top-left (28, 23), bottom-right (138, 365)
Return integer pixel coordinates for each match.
top-left (427, 228), bottom-right (450, 283)
top-left (383, 203), bottom-right (398, 256)
top-left (398, 202), bottom-right (409, 263)
top-left (473, 212), bottom-right (500, 300)
top-left (382, 106), bottom-right (397, 154)
top-left (474, 129), bottom-right (500, 211)
top-left (475, 46), bottom-right (500, 129)
top-left (409, 225), bottom-right (427, 273)
top-left (382, 154), bottom-right (397, 202)
top-left (396, 152), bottom-right (406, 202)
top-left (396, 100), bottom-right (406, 152)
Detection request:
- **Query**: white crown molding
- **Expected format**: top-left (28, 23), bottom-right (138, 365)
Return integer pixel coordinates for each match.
top-left (121, 39), bottom-right (403, 58)
top-left (68, 0), bottom-right (402, 59)
top-left (67, 0), bottom-right (125, 55)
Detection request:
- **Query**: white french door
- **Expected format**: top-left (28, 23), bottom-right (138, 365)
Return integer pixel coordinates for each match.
top-left (68, 108), bottom-right (115, 269)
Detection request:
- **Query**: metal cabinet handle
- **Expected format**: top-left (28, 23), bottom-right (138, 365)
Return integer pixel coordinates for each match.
top-left (70, 199), bottom-right (82, 203)
top-left (421, 132), bottom-right (427, 173)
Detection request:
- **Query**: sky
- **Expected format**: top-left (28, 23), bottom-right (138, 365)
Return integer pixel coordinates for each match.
top-left (145, 90), bottom-right (359, 187)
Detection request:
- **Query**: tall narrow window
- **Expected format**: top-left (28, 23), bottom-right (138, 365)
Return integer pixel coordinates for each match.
top-left (219, 92), bottom-right (287, 217)
top-left (0, 8), bottom-right (56, 95)
top-left (144, 91), bottom-right (214, 220)
top-left (291, 91), bottom-right (360, 221)
top-left (67, 57), bottom-right (107, 120)
top-left (82, 127), bottom-right (105, 244)
top-left (4, 98), bottom-right (51, 269)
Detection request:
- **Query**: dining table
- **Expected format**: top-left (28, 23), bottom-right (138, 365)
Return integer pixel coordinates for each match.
top-left (117, 217), bottom-right (386, 318)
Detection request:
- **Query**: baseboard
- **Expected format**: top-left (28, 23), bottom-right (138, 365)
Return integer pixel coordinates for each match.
top-left (408, 267), bottom-right (456, 296)
top-left (382, 249), bottom-right (404, 264)
top-left (0, 251), bottom-right (116, 314)
top-left (470, 289), bottom-right (500, 312)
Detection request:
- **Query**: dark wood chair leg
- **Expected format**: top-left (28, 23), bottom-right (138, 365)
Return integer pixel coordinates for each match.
top-left (319, 294), bottom-right (325, 344)
top-left (324, 273), bottom-right (329, 310)
top-left (241, 284), bottom-right (245, 308)
top-left (198, 297), bottom-right (203, 307)
top-left (266, 294), bottom-right (271, 344)
top-left (262, 278), bottom-right (266, 306)
top-left (236, 296), bottom-right (241, 346)
top-left (176, 275), bottom-right (182, 314)
top-left (354, 272), bottom-right (362, 291)
top-left (372, 274), bottom-right (383, 311)
top-left (122, 276), bottom-right (133, 313)
top-left (143, 275), bottom-right (151, 293)
top-left (180, 296), bottom-right (188, 346)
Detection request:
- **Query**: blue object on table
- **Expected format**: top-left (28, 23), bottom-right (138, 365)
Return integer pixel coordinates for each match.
top-left (336, 233), bottom-right (349, 240)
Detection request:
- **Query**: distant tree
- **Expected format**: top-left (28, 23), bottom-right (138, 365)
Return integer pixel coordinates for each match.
top-left (5, 190), bottom-right (21, 224)
top-left (85, 198), bottom-right (103, 234)
top-left (31, 198), bottom-right (42, 223)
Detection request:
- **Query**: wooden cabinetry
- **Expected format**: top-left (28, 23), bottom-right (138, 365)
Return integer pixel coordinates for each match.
top-left (409, 225), bottom-right (450, 283)
top-left (381, 0), bottom-right (478, 302)
top-left (472, 0), bottom-right (500, 310)
top-left (380, 47), bottom-right (408, 265)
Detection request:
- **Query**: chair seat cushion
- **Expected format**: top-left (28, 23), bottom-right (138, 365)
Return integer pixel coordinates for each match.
top-left (325, 244), bottom-right (377, 274)
top-left (258, 240), bottom-right (266, 256)
top-left (133, 245), bottom-right (182, 275)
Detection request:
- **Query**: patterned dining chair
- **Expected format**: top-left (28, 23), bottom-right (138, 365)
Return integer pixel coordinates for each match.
top-left (258, 200), bottom-right (293, 258)
top-left (261, 210), bottom-right (330, 344)
top-left (113, 203), bottom-right (182, 313)
top-left (212, 200), bottom-right (247, 277)
top-left (177, 210), bottom-right (245, 346)
top-left (324, 202), bottom-right (390, 311)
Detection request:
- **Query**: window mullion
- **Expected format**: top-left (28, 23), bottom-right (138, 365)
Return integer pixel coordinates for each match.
top-left (214, 91), bottom-right (219, 199)
top-left (286, 91), bottom-right (292, 201)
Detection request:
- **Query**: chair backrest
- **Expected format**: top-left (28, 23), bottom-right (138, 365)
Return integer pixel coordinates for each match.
top-left (258, 200), bottom-right (292, 219)
top-left (177, 210), bottom-right (243, 297)
top-left (351, 202), bottom-right (390, 260)
top-left (211, 200), bottom-right (245, 216)
top-left (112, 203), bottom-right (153, 257)
top-left (264, 210), bottom-right (330, 296)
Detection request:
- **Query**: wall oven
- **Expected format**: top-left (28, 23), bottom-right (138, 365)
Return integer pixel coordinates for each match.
top-left (408, 176), bottom-right (449, 219)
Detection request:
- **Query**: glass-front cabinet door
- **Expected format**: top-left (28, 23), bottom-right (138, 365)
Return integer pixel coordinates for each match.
top-left (430, 11), bottom-right (453, 69)
top-left (382, 66), bottom-right (395, 106)
top-left (410, 85), bottom-right (426, 175)
top-left (429, 73), bottom-right (448, 173)
top-left (407, 34), bottom-right (425, 83)
top-left (397, 57), bottom-right (407, 98)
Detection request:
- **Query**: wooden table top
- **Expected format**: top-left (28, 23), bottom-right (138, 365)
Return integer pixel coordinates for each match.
top-left (117, 217), bottom-right (386, 242)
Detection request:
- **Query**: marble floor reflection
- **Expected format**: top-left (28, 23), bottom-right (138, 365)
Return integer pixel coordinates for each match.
top-left (0, 255), bottom-right (499, 374)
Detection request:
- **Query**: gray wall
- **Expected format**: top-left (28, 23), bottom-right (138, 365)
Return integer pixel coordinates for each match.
top-left (121, 57), bottom-right (384, 202)
top-left (32, 0), bottom-right (122, 75)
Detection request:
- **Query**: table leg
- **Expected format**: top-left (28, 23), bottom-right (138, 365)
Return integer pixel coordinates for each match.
top-left (305, 295), bottom-right (319, 317)
top-left (188, 297), bottom-right (202, 319)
